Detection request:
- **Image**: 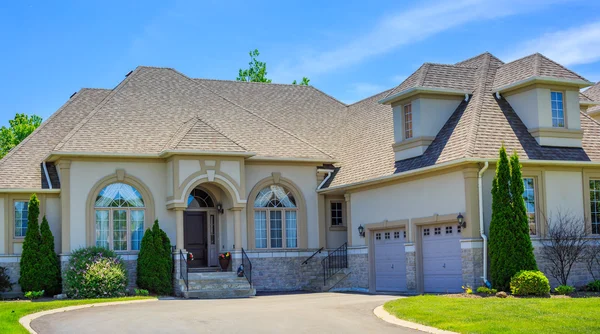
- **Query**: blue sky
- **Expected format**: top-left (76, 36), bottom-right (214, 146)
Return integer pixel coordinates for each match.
top-left (1, 0), bottom-right (600, 126)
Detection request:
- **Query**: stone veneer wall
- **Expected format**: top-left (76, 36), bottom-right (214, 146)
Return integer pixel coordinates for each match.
top-left (461, 243), bottom-right (484, 289)
top-left (534, 246), bottom-right (594, 288)
top-left (0, 256), bottom-right (22, 297)
top-left (329, 252), bottom-right (368, 290)
top-left (405, 250), bottom-right (417, 291)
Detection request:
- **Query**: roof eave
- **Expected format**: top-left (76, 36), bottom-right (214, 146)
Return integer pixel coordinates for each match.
top-left (378, 87), bottom-right (472, 105)
top-left (0, 188), bottom-right (61, 194)
top-left (45, 150), bottom-right (257, 161)
top-left (581, 100), bottom-right (600, 106)
top-left (494, 76), bottom-right (594, 94)
top-left (159, 150), bottom-right (256, 159)
top-left (247, 156), bottom-right (338, 164)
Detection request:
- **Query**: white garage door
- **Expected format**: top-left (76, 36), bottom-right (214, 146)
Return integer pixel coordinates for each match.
top-left (374, 229), bottom-right (407, 292)
top-left (422, 224), bottom-right (462, 293)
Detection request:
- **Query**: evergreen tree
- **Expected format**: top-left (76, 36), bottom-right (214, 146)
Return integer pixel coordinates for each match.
top-left (19, 194), bottom-right (42, 292)
top-left (137, 220), bottom-right (172, 295)
top-left (39, 216), bottom-right (61, 295)
top-left (509, 152), bottom-right (538, 272)
top-left (489, 146), bottom-right (514, 291)
top-left (136, 226), bottom-right (157, 291)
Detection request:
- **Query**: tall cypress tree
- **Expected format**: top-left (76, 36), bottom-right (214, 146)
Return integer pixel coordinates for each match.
top-left (39, 216), bottom-right (61, 295)
top-left (137, 220), bottom-right (172, 295)
top-left (19, 194), bottom-right (42, 292)
top-left (509, 152), bottom-right (537, 272)
top-left (489, 146), bottom-right (514, 291)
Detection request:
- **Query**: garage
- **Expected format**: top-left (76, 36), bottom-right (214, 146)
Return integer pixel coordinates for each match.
top-left (422, 224), bottom-right (462, 293)
top-left (374, 228), bottom-right (407, 292)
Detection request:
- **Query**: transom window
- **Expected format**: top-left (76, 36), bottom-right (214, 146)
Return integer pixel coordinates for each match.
top-left (523, 177), bottom-right (537, 236)
top-left (14, 201), bottom-right (28, 237)
top-left (187, 188), bottom-right (215, 208)
top-left (590, 180), bottom-right (600, 234)
top-left (330, 201), bottom-right (343, 226)
top-left (254, 185), bottom-right (297, 249)
top-left (95, 183), bottom-right (145, 251)
top-left (404, 104), bottom-right (413, 139)
top-left (551, 91), bottom-right (565, 128)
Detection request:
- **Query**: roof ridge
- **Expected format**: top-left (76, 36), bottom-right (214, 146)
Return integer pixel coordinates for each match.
top-left (180, 71), bottom-right (336, 159)
top-left (424, 62), bottom-right (477, 69)
top-left (417, 63), bottom-right (430, 86)
top-left (307, 86), bottom-right (348, 107)
top-left (162, 117), bottom-right (198, 151)
top-left (195, 117), bottom-right (248, 151)
top-left (347, 88), bottom-right (395, 107)
top-left (53, 67), bottom-right (141, 152)
top-left (0, 89), bottom-right (98, 167)
top-left (455, 51), bottom-right (504, 67)
top-left (497, 53), bottom-right (537, 69)
top-left (533, 53), bottom-right (541, 76)
top-left (580, 109), bottom-right (600, 127)
top-left (465, 53), bottom-right (492, 157)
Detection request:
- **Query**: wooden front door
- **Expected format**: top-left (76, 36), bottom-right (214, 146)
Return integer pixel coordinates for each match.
top-left (184, 211), bottom-right (208, 267)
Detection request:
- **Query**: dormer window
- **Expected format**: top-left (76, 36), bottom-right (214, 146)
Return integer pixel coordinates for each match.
top-left (404, 104), bottom-right (413, 139)
top-left (551, 91), bottom-right (565, 128)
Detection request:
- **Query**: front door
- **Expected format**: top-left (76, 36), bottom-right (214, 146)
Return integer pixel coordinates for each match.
top-left (184, 211), bottom-right (208, 267)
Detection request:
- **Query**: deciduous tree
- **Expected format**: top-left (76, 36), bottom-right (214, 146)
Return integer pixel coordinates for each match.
top-left (0, 114), bottom-right (42, 158)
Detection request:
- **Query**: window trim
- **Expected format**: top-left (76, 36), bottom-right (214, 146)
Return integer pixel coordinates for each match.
top-left (550, 91), bottom-right (566, 128)
top-left (521, 170), bottom-right (545, 238)
top-left (246, 176), bottom-right (307, 250)
top-left (94, 207), bottom-right (145, 251)
top-left (583, 171), bottom-right (600, 236)
top-left (86, 171), bottom-right (155, 252)
top-left (403, 103), bottom-right (413, 140)
top-left (253, 207), bottom-right (298, 249)
top-left (13, 200), bottom-right (29, 239)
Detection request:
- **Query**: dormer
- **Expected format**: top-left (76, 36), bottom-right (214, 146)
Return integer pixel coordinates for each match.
top-left (493, 53), bottom-right (593, 148)
top-left (379, 63), bottom-right (475, 161)
top-left (582, 83), bottom-right (600, 122)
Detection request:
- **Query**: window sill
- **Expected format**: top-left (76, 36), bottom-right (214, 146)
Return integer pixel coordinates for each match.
top-left (11, 238), bottom-right (24, 243)
top-left (329, 226), bottom-right (347, 231)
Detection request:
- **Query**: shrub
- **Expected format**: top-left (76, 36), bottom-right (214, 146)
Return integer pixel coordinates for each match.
top-left (24, 290), bottom-right (44, 300)
top-left (554, 285), bottom-right (575, 295)
top-left (476, 286), bottom-right (498, 294)
top-left (137, 220), bottom-right (172, 295)
top-left (39, 216), bottom-right (61, 296)
top-left (490, 147), bottom-right (537, 291)
top-left (0, 266), bottom-right (13, 292)
top-left (510, 270), bottom-right (550, 296)
top-left (586, 280), bottom-right (600, 292)
top-left (134, 288), bottom-right (149, 296)
top-left (64, 247), bottom-right (128, 298)
top-left (19, 194), bottom-right (43, 292)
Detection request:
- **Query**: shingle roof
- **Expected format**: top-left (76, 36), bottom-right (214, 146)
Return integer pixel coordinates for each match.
top-left (0, 89), bottom-right (111, 188)
top-left (493, 53), bottom-right (589, 91)
top-left (584, 82), bottom-right (600, 101)
top-left (385, 63), bottom-right (477, 98)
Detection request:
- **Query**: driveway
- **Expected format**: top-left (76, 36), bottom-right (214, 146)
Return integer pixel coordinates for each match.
top-left (31, 292), bottom-right (419, 334)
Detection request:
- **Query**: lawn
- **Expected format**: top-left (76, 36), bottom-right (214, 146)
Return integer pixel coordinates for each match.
top-left (384, 295), bottom-right (600, 334)
top-left (0, 296), bottom-right (154, 334)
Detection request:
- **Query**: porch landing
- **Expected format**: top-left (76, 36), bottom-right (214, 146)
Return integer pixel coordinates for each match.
top-left (178, 272), bottom-right (256, 299)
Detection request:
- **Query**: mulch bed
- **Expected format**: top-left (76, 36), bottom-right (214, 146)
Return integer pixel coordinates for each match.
top-left (444, 291), bottom-right (600, 299)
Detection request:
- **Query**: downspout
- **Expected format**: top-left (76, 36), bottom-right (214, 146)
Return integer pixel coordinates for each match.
top-left (478, 161), bottom-right (489, 286)
top-left (43, 161), bottom-right (53, 189)
top-left (317, 169), bottom-right (335, 190)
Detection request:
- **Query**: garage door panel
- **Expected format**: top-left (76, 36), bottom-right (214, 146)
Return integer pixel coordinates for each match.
top-left (374, 229), bottom-right (407, 292)
top-left (422, 224), bottom-right (462, 293)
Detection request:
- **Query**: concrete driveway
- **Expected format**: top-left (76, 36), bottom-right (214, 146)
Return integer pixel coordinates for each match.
top-left (31, 292), bottom-right (419, 334)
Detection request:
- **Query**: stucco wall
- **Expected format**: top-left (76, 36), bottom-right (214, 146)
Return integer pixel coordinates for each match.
top-left (69, 161), bottom-right (175, 251)
top-left (418, 98), bottom-right (463, 137)
top-left (46, 197), bottom-right (62, 254)
top-left (545, 170), bottom-right (584, 220)
top-left (350, 171), bottom-right (466, 246)
top-left (245, 164), bottom-right (319, 249)
top-left (506, 88), bottom-right (541, 129)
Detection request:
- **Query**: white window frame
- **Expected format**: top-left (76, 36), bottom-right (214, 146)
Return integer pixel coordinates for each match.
top-left (551, 91), bottom-right (565, 128)
top-left (403, 103), bottom-right (413, 139)
top-left (589, 179), bottom-right (600, 235)
top-left (94, 207), bottom-right (145, 252)
top-left (254, 207), bottom-right (298, 249)
top-left (14, 201), bottom-right (28, 238)
top-left (522, 177), bottom-right (538, 236)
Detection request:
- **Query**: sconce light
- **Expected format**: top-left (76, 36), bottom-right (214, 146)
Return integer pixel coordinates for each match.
top-left (457, 213), bottom-right (466, 228)
top-left (217, 203), bottom-right (224, 214)
top-left (358, 224), bottom-right (365, 238)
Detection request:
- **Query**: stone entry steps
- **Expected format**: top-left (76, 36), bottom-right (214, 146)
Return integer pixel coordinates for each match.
top-left (179, 272), bottom-right (256, 299)
top-left (305, 268), bottom-right (350, 292)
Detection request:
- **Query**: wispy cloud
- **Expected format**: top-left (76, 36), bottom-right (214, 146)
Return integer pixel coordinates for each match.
top-left (272, 0), bottom-right (557, 82)
top-left (506, 21), bottom-right (600, 66)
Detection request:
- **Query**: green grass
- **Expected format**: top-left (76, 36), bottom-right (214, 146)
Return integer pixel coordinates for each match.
top-left (384, 295), bottom-right (600, 334)
top-left (0, 296), bottom-right (155, 334)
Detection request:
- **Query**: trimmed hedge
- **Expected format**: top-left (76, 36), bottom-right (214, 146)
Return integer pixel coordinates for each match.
top-left (64, 247), bottom-right (128, 298)
top-left (136, 220), bottom-right (172, 295)
top-left (510, 270), bottom-right (550, 296)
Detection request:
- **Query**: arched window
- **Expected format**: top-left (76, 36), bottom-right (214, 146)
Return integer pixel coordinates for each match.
top-left (94, 183), bottom-right (145, 251)
top-left (253, 185), bottom-right (297, 249)
top-left (187, 188), bottom-right (215, 208)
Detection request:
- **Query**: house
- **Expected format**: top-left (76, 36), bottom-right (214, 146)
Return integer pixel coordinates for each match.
top-left (0, 51), bottom-right (599, 297)
top-left (582, 82), bottom-right (600, 121)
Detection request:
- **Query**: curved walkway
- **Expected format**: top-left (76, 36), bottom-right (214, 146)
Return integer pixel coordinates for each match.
top-left (31, 293), bottom-right (420, 333)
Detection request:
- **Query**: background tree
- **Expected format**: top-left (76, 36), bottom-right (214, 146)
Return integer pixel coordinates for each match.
top-left (19, 194), bottom-right (42, 292)
top-left (0, 113), bottom-right (42, 158)
top-left (508, 152), bottom-right (538, 272)
top-left (39, 216), bottom-right (61, 295)
top-left (137, 220), bottom-right (172, 295)
top-left (237, 49), bottom-right (272, 83)
top-left (292, 77), bottom-right (310, 86)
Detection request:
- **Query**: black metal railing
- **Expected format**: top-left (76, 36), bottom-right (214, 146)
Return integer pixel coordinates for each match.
top-left (241, 248), bottom-right (252, 286)
top-left (322, 242), bottom-right (347, 286)
top-left (302, 247), bottom-right (324, 265)
top-left (179, 249), bottom-right (188, 291)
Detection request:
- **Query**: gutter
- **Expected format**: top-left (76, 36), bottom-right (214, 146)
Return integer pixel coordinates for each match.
top-left (317, 169), bottom-right (335, 190)
top-left (378, 87), bottom-right (472, 105)
top-left (493, 76), bottom-right (593, 94)
top-left (0, 188), bottom-right (60, 194)
top-left (478, 161), bottom-right (490, 286)
top-left (42, 162), bottom-right (52, 189)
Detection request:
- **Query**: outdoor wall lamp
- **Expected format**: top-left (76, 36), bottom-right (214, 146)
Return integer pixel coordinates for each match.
top-left (358, 224), bottom-right (365, 238)
top-left (457, 213), bottom-right (466, 228)
top-left (217, 203), bottom-right (224, 214)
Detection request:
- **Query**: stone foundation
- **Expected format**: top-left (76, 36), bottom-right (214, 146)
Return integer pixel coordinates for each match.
top-left (461, 241), bottom-right (484, 289)
top-left (330, 251), bottom-right (368, 290)
top-left (405, 248), bottom-right (417, 291)
top-left (0, 255), bottom-right (22, 297)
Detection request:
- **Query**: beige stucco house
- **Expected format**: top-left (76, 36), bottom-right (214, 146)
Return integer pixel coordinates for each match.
top-left (1, 51), bottom-right (600, 297)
